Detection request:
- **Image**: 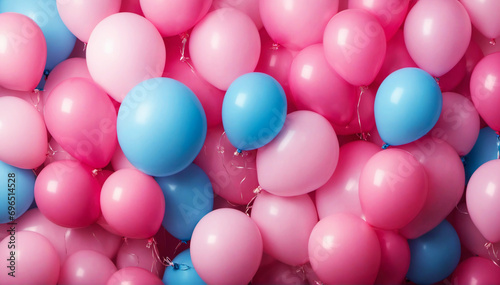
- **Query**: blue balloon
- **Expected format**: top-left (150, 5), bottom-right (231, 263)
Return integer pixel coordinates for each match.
top-left (163, 249), bottom-right (206, 285)
top-left (222, 72), bottom-right (287, 151)
top-left (117, 78), bottom-right (207, 177)
top-left (0, 0), bottom-right (76, 71)
top-left (375, 68), bottom-right (442, 146)
top-left (155, 164), bottom-right (213, 241)
top-left (406, 220), bottom-right (461, 285)
top-left (464, 127), bottom-right (497, 181)
top-left (0, 160), bottom-right (36, 223)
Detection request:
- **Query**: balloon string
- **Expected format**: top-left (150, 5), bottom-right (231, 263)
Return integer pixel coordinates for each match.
top-left (179, 33), bottom-right (195, 73)
top-left (147, 237), bottom-right (171, 268)
top-left (271, 42), bottom-right (280, 50)
top-left (245, 186), bottom-right (262, 216)
top-left (486, 242), bottom-right (500, 267)
top-left (46, 143), bottom-right (58, 158)
top-left (357, 86), bottom-right (368, 141)
top-left (31, 89), bottom-right (42, 111)
top-left (173, 240), bottom-right (187, 256)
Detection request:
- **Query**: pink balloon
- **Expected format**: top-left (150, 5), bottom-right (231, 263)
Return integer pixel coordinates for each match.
top-left (260, 0), bottom-right (339, 51)
top-left (0, 86), bottom-right (45, 120)
top-left (0, 231), bottom-right (60, 285)
top-left (251, 191), bottom-right (318, 266)
top-left (451, 257), bottom-right (500, 285)
top-left (316, 141), bottom-right (380, 220)
top-left (87, 13), bottom-right (166, 102)
top-left (323, 9), bottom-right (387, 86)
top-left (289, 44), bottom-right (357, 126)
top-left (115, 238), bottom-right (165, 278)
top-left (189, 8), bottom-right (260, 90)
top-left (359, 148), bottom-right (428, 230)
top-left (44, 78), bottom-right (117, 168)
top-left (211, 0), bottom-right (262, 29)
top-left (106, 267), bottom-right (163, 285)
top-left (439, 57), bottom-right (467, 92)
top-left (252, 260), bottom-right (308, 285)
top-left (460, 0), bottom-right (500, 41)
top-left (65, 223), bottom-right (123, 259)
top-left (308, 213), bottom-right (381, 284)
top-left (472, 27), bottom-right (500, 56)
top-left (257, 111), bottom-right (339, 197)
top-left (369, 125), bottom-right (385, 148)
top-left (111, 144), bottom-right (137, 171)
top-left (404, 0), bottom-right (471, 77)
top-left (69, 39), bottom-right (87, 59)
top-left (100, 169), bottom-right (165, 239)
top-left (374, 229), bottom-right (411, 284)
top-left (0, 96), bottom-right (47, 169)
top-left (333, 87), bottom-right (376, 135)
top-left (43, 57), bottom-right (92, 104)
top-left (44, 138), bottom-right (77, 166)
top-left (59, 250), bottom-right (117, 285)
top-left (0, 13), bottom-right (46, 91)
top-left (454, 40), bottom-right (484, 99)
top-left (191, 208), bottom-right (263, 285)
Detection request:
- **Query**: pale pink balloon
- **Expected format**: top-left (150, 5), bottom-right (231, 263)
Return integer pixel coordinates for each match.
top-left (65, 223), bottom-right (123, 259)
top-left (0, 86), bottom-right (45, 116)
top-left (252, 260), bottom-right (308, 285)
top-left (257, 111), bottom-right (339, 197)
top-left (115, 238), bottom-right (165, 278)
top-left (212, 0), bottom-right (262, 29)
top-left (451, 257), bottom-right (500, 285)
top-left (44, 138), bottom-right (77, 166)
top-left (316, 141), bottom-right (380, 220)
top-left (359, 148), bottom-right (428, 230)
top-left (404, 0), bottom-right (471, 77)
top-left (289, 44), bottom-right (357, 126)
top-left (323, 9), bottom-right (387, 86)
top-left (111, 144), bottom-right (137, 171)
top-left (333, 87), bottom-right (376, 135)
top-left (251, 191), bottom-right (318, 266)
top-left (374, 229), bottom-right (411, 284)
top-left (106, 267), bottom-right (163, 285)
top-left (260, 0), bottom-right (339, 51)
top-left (191, 208), bottom-right (263, 285)
top-left (348, 0), bottom-right (409, 40)
top-left (87, 12), bottom-right (166, 102)
top-left (43, 57), bottom-right (92, 104)
top-left (0, 96), bottom-right (47, 169)
top-left (189, 8), bottom-right (260, 90)
top-left (120, 0), bottom-right (143, 15)
top-left (460, 0), bottom-right (500, 41)
top-left (308, 213), bottom-right (381, 284)
top-left (59, 250), bottom-right (117, 285)
top-left (0, 13), bottom-right (46, 91)
top-left (439, 57), bottom-right (467, 92)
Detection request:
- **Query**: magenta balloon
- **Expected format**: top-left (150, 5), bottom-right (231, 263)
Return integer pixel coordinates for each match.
top-left (43, 58), bottom-right (92, 105)
top-left (460, 0), bottom-right (500, 40)
top-left (106, 267), bottom-right (163, 285)
top-left (374, 229), bottom-right (410, 284)
top-left (308, 213), bottom-right (381, 284)
top-left (0, 231), bottom-right (60, 285)
top-left (439, 57), bottom-right (467, 92)
top-left (115, 238), bottom-right (165, 278)
top-left (257, 111), bottom-right (339, 197)
top-left (252, 260), bottom-right (308, 285)
top-left (333, 87), bottom-right (376, 135)
top-left (59, 250), bottom-right (117, 285)
top-left (191, 208), bottom-right (263, 285)
top-left (65, 223), bottom-right (122, 260)
top-left (251, 191), bottom-right (318, 266)
top-left (212, 0), bottom-right (262, 29)
top-left (451, 257), bottom-right (500, 285)
top-left (316, 141), bottom-right (380, 220)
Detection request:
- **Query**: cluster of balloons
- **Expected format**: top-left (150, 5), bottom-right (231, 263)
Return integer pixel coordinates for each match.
top-left (2, 0), bottom-right (500, 284)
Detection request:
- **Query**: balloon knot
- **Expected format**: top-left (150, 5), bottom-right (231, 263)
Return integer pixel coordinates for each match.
top-left (43, 69), bottom-right (50, 76)
top-left (271, 43), bottom-right (280, 50)
top-left (490, 38), bottom-right (496, 46)
top-left (253, 186), bottom-right (263, 194)
top-left (382, 143), bottom-right (389, 150)
top-left (234, 149), bottom-right (243, 156)
top-left (91, 169), bottom-right (102, 177)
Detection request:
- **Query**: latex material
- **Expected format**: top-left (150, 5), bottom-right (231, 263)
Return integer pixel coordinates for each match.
top-left (58, 250), bottom-right (117, 285)
top-left (162, 249), bottom-right (206, 285)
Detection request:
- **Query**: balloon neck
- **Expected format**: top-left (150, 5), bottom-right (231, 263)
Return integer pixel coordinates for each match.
top-left (234, 148), bottom-right (243, 156)
top-left (271, 43), bottom-right (280, 50)
top-left (91, 168), bottom-right (102, 177)
top-left (490, 38), bottom-right (497, 46)
top-left (43, 69), bottom-right (50, 80)
top-left (382, 143), bottom-right (389, 150)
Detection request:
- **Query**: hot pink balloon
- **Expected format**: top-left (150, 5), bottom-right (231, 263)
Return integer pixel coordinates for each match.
top-left (460, 0), bottom-right (500, 41)
top-left (115, 238), bottom-right (165, 278)
top-left (87, 12), bottom-right (166, 102)
top-left (120, 0), bottom-right (143, 15)
top-left (473, 27), bottom-right (500, 56)
top-left (333, 87), bottom-right (376, 135)
top-left (59, 250), bottom-right (117, 285)
top-left (374, 229), bottom-right (411, 284)
top-left (308, 213), bottom-right (381, 284)
top-left (65, 223), bottom-right (123, 259)
top-left (212, 0), bottom-right (262, 29)
top-left (0, 13), bottom-right (46, 91)
top-left (451, 257), bottom-right (500, 285)
top-left (454, 40), bottom-right (484, 99)
top-left (44, 138), bottom-right (77, 166)
top-left (404, 0), bottom-right (471, 77)
top-left (439, 57), bottom-right (467, 92)
top-left (252, 260), bottom-right (308, 285)
top-left (191, 208), bottom-right (263, 285)
top-left (107, 267), bottom-right (163, 285)
top-left (111, 144), bottom-right (137, 171)
top-left (189, 8), bottom-right (260, 90)
top-left (43, 57), bottom-right (92, 104)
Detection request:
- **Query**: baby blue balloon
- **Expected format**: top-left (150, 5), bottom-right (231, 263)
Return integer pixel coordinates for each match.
top-left (117, 78), bottom-right (207, 177)
top-left (222, 72), bottom-right (287, 151)
top-left (464, 127), bottom-right (498, 181)
top-left (0, 160), bottom-right (36, 223)
top-left (375, 68), bottom-right (442, 146)
top-left (163, 249), bottom-right (206, 285)
top-left (155, 164), bottom-right (213, 241)
top-left (0, 0), bottom-right (77, 71)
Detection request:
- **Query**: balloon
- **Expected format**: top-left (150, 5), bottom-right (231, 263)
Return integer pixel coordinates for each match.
top-left (406, 220), bottom-right (461, 285)
top-left (189, 8), bottom-right (260, 90)
top-left (333, 87), bottom-right (376, 135)
top-left (191, 208), bottom-right (263, 285)
top-left (323, 9), bottom-right (386, 86)
top-left (42, 57), bottom-right (92, 103)
top-left (222, 72), bottom-right (287, 151)
top-left (117, 78), bottom-right (207, 177)
top-left (375, 68), bottom-right (442, 146)
top-left (257, 111), bottom-right (339, 197)
top-left (439, 57), bottom-right (467, 92)
top-left (100, 169), bottom-right (165, 239)
top-left (0, 13), bottom-right (46, 91)
top-left (404, 0), bottom-right (471, 77)
top-left (44, 137), bottom-right (76, 166)
top-left (460, 0), bottom-right (500, 40)
top-left (107, 267), bottom-right (163, 285)
top-left (289, 44), bottom-right (357, 126)
top-left (163, 249), bottom-right (206, 285)
top-left (259, 0), bottom-right (339, 51)
top-left (308, 213), bottom-right (381, 284)
top-left (359, 148), bottom-right (428, 230)
top-left (0, 160), bottom-right (35, 223)
top-left (87, 12), bottom-right (166, 102)
top-left (115, 238), bottom-right (165, 278)
top-left (44, 78), bottom-right (117, 168)
top-left (59, 250), bottom-right (117, 285)
top-left (316, 141), bottom-right (380, 220)
top-left (251, 191), bottom-right (318, 266)
top-left (65, 223), bottom-right (122, 260)
top-left (375, 229), bottom-right (411, 284)
top-left (464, 127), bottom-right (497, 181)
top-left (252, 260), bottom-right (307, 285)
top-left (120, 0), bottom-right (143, 15)
top-left (0, 231), bottom-right (60, 285)
top-left (111, 144), bottom-right (136, 171)
top-left (0, 86), bottom-right (44, 116)
top-left (57, 0), bottom-right (121, 43)
top-left (211, 0), bottom-right (262, 29)
top-left (451, 256), bottom-right (500, 285)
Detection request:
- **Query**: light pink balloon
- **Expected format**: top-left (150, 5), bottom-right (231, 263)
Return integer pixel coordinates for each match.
top-left (212, 0), bottom-right (262, 29)
top-left (460, 0), bottom-right (500, 41)
top-left (189, 8), bottom-right (260, 90)
top-left (439, 57), bottom-right (467, 92)
top-left (451, 257), bottom-right (500, 285)
top-left (65, 223), bottom-right (123, 260)
top-left (251, 191), bottom-right (318, 266)
top-left (87, 12), bottom-right (166, 102)
top-left (59, 250), bottom-right (117, 285)
top-left (404, 0), bottom-right (471, 77)
top-left (0, 13), bottom-right (46, 91)
top-left (0, 96), bottom-right (47, 169)
top-left (100, 169), bottom-right (165, 239)
top-left (333, 87), bottom-right (376, 135)
top-left (191, 208), bottom-right (263, 285)
top-left (43, 57), bottom-right (92, 104)
top-left (111, 144), bottom-right (137, 171)
top-left (107, 267), bottom-right (163, 285)
top-left (0, 86), bottom-right (45, 117)
top-left (115, 238), bottom-right (165, 278)
top-left (374, 229), bottom-right (411, 284)
top-left (252, 260), bottom-right (308, 285)
top-left (323, 9), bottom-right (387, 86)
top-left (260, 0), bottom-right (339, 51)
top-left (44, 138), bottom-right (77, 166)
top-left (308, 213), bottom-right (381, 284)
top-left (316, 141), bottom-right (380, 220)
top-left (359, 148), bottom-right (428, 230)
